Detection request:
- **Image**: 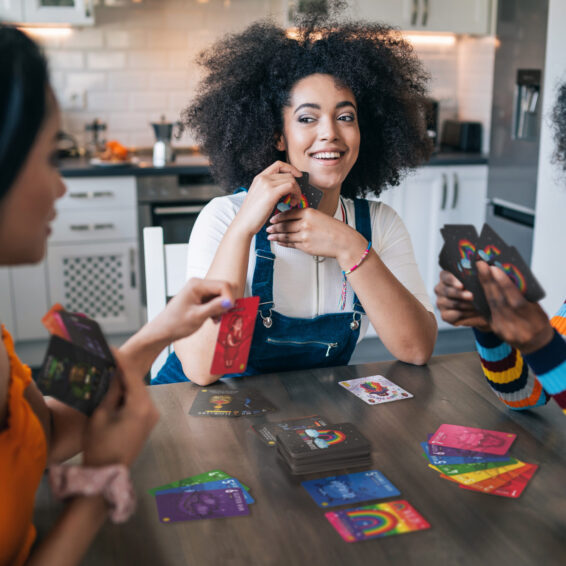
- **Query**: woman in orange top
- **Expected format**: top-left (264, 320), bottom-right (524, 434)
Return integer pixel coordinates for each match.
top-left (0, 26), bottom-right (234, 566)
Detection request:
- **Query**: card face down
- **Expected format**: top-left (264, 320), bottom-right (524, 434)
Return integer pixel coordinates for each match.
top-left (302, 470), bottom-right (400, 508)
top-left (276, 422), bottom-right (370, 460)
top-left (210, 296), bottom-right (259, 375)
top-left (189, 387), bottom-right (276, 417)
top-left (155, 488), bottom-right (249, 523)
top-left (339, 375), bottom-right (413, 405)
top-left (297, 172), bottom-right (323, 209)
top-left (325, 500), bottom-right (430, 542)
top-left (429, 424), bottom-right (516, 456)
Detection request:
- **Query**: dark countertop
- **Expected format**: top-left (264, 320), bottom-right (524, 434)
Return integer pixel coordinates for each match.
top-left (60, 152), bottom-right (488, 178)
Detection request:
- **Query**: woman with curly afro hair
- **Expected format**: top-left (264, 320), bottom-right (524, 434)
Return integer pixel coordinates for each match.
top-left (435, 80), bottom-right (566, 415)
top-left (154, 17), bottom-right (439, 385)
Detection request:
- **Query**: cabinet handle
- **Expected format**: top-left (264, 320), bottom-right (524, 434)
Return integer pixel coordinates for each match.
top-left (411, 0), bottom-right (419, 25)
top-left (452, 173), bottom-right (459, 209)
top-left (69, 223), bottom-right (115, 231)
top-left (422, 0), bottom-right (429, 26)
top-left (70, 224), bottom-right (90, 231)
top-left (94, 223), bottom-right (115, 230)
top-left (441, 173), bottom-right (448, 210)
top-left (129, 248), bottom-right (137, 289)
top-left (69, 191), bottom-right (115, 199)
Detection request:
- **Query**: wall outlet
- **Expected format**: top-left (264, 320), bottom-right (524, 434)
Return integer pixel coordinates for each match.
top-left (62, 89), bottom-right (86, 110)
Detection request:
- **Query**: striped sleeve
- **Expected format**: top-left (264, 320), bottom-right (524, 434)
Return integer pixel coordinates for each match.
top-left (473, 300), bottom-right (566, 413)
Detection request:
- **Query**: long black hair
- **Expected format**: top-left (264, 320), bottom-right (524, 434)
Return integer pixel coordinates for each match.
top-left (183, 18), bottom-right (431, 198)
top-left (0, 25), bottom-right (50, 200)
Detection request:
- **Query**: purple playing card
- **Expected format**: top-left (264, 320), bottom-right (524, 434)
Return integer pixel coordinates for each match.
top-left (155, 487), bottom-right (249, 523)
top-left (426, 434), bottom-right (509, 462)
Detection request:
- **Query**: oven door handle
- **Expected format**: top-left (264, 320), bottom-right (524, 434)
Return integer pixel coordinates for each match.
top-left (152, 205), bottom-right (206, 215)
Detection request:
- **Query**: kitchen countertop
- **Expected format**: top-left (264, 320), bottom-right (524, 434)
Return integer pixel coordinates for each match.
top-left (60, 152), bottom-right (488, 178)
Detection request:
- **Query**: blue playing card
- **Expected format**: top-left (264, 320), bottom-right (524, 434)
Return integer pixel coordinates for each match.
top-left (301, 470), bottom-right (400, 508)
top-left (421, 441), bottom-right (510, 466)
top-left (154, 478), bottom-right (255, 504)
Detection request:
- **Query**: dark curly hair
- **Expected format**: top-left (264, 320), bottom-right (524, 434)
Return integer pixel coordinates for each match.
top-left (552, 80), bottom-right (566, 170)
top-left (183, 18), bottom-right (432, 198)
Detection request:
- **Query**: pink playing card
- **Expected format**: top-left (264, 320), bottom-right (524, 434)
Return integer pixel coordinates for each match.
top-left (429, 424), bottom-right (516, 456)
top-left (210, 296), bottom-right (259, 375)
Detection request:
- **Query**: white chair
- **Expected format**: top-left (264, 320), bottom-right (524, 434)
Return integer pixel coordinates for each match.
top-left (143, 227), bottom-right (188, 380)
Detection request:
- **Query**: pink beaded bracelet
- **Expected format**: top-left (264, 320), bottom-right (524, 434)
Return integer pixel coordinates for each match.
top-left (48, 464), bottom-right (136, 524)
top-left (339, 241), bottom-right (372, 311)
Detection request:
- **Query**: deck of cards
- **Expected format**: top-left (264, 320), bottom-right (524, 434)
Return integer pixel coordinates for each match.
top-left (252, 415), bottom-right (329, 446)
top-left (276, 422), bottom-right (371, 475)
top-left (189, 386), bottom-right (277, 417)
top-left (339, 375), bottom-right (413, 405)
top-left (149, 470), bottom-right (253, 523)
top-left (439, 223), bottom-right (545, 317)
top-left (36, 304), bottom-right (115, 415)
top-left (423, 424), bottom-right (538, 497)
top-left (276, 171), bottom-right (323, 212)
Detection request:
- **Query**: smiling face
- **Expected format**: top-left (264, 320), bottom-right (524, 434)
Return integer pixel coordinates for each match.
top-left (0, 90), bottom-right (66, 265)
top-left (277, 73), bottom-right (360, 196)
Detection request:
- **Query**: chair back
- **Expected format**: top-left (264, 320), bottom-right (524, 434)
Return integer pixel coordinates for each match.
top-left (143, 227), bottom-right (188, 379)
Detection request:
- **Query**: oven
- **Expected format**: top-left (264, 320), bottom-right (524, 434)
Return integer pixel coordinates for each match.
top-left (137, 172), bottom-right (224, 303)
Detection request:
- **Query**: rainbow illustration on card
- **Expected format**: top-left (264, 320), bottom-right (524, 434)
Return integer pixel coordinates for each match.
top-left (345, 509), bottom-right (398, 536)
top-left (478, 244), bottom-right (502, 262)
top-left (457, 239), bottom-right (476, 272)
top-left (299, 428), bottom-right (347, 449)
top-left (499, 263), bottom-right (527, 292)
top-left (277, 194), bottom-right (308, 212)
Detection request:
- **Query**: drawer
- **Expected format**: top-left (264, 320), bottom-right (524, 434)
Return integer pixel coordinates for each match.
top-left (50, 208), bottom-right (137, 243)
top-left (58, 176), bottom-right (136, 211)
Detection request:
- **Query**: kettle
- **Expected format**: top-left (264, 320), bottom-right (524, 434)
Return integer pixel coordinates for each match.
top-left (151, 116), bottom-right (181, 167)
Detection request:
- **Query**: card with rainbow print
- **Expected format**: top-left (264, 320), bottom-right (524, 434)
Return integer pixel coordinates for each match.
top-left (338, 375), bottom-right (413, 405)
top-left (325, 500), bottom-right (430, 542)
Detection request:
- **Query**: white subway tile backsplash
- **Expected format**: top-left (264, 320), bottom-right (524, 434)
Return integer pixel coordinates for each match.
top-left (87, 92), bottom-right (130, 111)
top-left (130, 92), bottom-right (169, 111)
top-left (87, 52), bottom-right (127, 70)
top-left (107, 71), bottom-right (149, 91)
top-left (42, 0), bottom-right (494, 150)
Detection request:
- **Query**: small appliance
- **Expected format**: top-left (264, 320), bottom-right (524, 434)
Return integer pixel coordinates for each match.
top-left (440, 120), bottom-right (483, 153)
top-left (151, 116), bottom-right (181, 167)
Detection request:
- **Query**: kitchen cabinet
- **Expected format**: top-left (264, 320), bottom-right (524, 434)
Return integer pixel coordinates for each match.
top-left (47, 176), bottom-right (142, 335)
top-left (0, 0), bottom-right (94, 25)
top-left (284, 0), bottom-right (492, 34)
top-left (0, 1), bottom-right (24, 22)
top-left (378, 164), bottom-right (488, 328)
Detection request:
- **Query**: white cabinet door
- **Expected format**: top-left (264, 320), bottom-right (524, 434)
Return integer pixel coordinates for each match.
top-left (11, 261), bottom-right (50, 341)
top-left (23, 0), bottom-right (94, 25)
top-left (0, 0), bottom-right (24, 21)
top-left (46, 241), bottom-right (142, 334)
top-left (0, 268), bottom-right (14, 333)
top-left (355, 0), bottom-right (491, 34)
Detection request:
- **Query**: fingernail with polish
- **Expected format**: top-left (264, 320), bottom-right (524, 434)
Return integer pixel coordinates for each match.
top-left (221, 299), bottom-right (233, 308)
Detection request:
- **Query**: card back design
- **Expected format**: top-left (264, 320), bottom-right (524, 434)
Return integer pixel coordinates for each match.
top-left (338, 375), bottom-right (413, 405)
top-left (429, 424), bottom-right (516, 456)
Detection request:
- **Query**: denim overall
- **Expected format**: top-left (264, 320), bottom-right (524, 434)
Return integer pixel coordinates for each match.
top-left (152, 198), bottom-right (371, 384)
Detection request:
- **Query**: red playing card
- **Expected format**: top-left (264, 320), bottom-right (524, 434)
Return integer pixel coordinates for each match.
top-left (458, 463), bottom-right (538, 497)
top-left (41, 303), bottom-right (71, 340)
top-left (210, 296), bottom-right (259, 375)
top-left (429, 424), bottom-right (516, 456)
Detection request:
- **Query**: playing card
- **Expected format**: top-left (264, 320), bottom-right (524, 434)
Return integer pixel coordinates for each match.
top-left (325, 500), bottom-right (430, 542)
top-left (276, 423), bottom-right (370, 460)
top-left (459, 463), bottom-right (538, 497)
top-left (210, 296), bottom-right (259, 375)
top-left (475, 223), bottom-right (509, 265)
top-left (153, 478), bottom-right (254, 505)
top-left (155, 487), bottom-right (249, 523)
top-left (189, 387), bottom-right (276, 417)
top-left (421, 440), bottom-right (512, 466)
top-left (279, 452), bottom-right (372, 475)
top-left (252, 415), bottom-right (328, 446)
top-left (429, 424), bottom-right (516, 456)
top-left (239, 388), bottom-right (278, 416)
top-left (301, 470), bottom-right (400, 508)
top-left (148, 470), bottom-right (243, 495)
top-left (338, 375), bottom-right (413, 405)
top-left (297, 171), bottom-right (323, 209)
top-left (431, 459), bottom-right (525, 486)
top-left (429, 457), bottom-right (518, 477)
top-left (36, 334), bottom-right (114, 415)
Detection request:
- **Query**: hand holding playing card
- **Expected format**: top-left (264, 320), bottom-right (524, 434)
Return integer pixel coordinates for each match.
top-left (434, 270), bottom-right (491, 331)
top-left (476, 261), bottom-right (555, 354)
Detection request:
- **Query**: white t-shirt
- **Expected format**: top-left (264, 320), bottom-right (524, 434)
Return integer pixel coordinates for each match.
top-left (185, 192), bottom-right (433, 342)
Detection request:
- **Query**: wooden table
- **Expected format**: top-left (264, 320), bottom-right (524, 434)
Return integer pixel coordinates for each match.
top-left (34, 353), bottom-right (566, 565)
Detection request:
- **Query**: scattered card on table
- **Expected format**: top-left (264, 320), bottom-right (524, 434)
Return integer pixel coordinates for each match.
top-left (252, 415), bottom-right (328, 446)
top-left (154, 477), bottom-right (254, 505)
top-left (210, 296), bottom-right (259, 375)
top-left (325, 500), bottom-right (430, 542)
top-left (302, 470), bottom-right (400, 508)
top-left (429, 424), bottom-right (516, 456)
top-left (459, 463), bottom-right (538, 497)
top-left (155, 487), bottom-right (249, 523)
top-left (148, 470), bottom-right (239, 495)
top-left (338, 375), bottom-right (413, 405)
top-left (189, 387), bottom-right (276, 417)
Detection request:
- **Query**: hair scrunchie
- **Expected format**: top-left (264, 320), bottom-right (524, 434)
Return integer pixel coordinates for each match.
top-left (48, 464), bottom-right (136, 524)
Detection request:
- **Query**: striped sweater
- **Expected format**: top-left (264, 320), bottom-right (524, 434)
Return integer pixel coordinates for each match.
top-left (474, 301), bottom-right (566, 414)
